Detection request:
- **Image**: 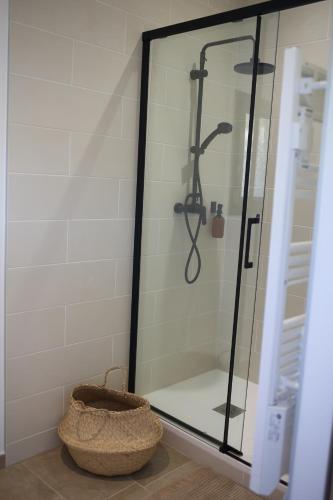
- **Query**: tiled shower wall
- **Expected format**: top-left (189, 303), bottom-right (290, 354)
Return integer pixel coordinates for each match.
top-left (5, 0), bottom-right (244, 465)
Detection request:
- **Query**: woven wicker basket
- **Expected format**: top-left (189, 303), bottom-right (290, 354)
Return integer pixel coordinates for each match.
top-left (58, 367), bottom-right (163, 476)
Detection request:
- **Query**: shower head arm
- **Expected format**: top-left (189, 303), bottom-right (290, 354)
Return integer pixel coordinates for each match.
top-left (200, 35), bottom-right (255, 67)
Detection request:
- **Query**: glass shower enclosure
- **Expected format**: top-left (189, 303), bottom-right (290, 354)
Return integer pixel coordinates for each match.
top-left (129, 8), bottom-right (279, 457)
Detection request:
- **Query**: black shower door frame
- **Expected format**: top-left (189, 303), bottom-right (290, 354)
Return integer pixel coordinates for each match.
top-left (128, 0), bottom-right (324, 464)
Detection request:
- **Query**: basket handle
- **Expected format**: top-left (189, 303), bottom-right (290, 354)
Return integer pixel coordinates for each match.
top-left (102, 366), bottom-right (128, 391)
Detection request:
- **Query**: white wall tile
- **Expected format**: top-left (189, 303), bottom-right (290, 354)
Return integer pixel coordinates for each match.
top-left (118, 180), bottom-right (136, 218)
top-left (157, 219), bottom-right (187, 254)
top-left (239, 283), bottom-right (256, 320)
top-left (278, 2), bottom-right (330, 46)
top-left (8, 175), bottom-right (118, 221)
top-left (70, 132), bottom-right (136, 179)
top-left (187, 311), bottom-right (219, 346)
top-left (209, 0), bottom-right (239, 10)
top-left (112, 333), bottom-right (130, 366)
top-left (6, 307), bottom-right (65, 358)
top-left (122, 98), bottom-right (139, 140)
top-left (149, 352), bottom-right (186, 390)
top-left (141, 219), bottom-right (159, 256)
top-left (135, 361), bottom-right (152, 395)
top-left (170, 0), bottom-right (214, 23)
top-left (8, 124), bottom-right (69, 175)
top-left (203, 80), bottom-right (235, 121)
top-left (66, 296), bottom-right (130, 344)
top-left (165, 68), bottom-right (192, 111)
top-left (154, 287), bottom-right (190, 323)
top-left (138, 292), bottom-right (155, 328)
top-left (140, 254), bottom-right (185, 291)
top-left (161, 144), bottom-right (189, 183)
top-left (224, 217), bottom-right (241, 251)
top-left (7, 336), bottom-right (114, 400)
top-left (11, 0), bottom-right (126, 52)
top-left (6, 429), bottom-right (61, 466)
top-left (10, 22), bottom-right (73, 83)
top-left (138, 320), bottom-right (187, 363)
top-left (145, 142), bottom-right (164, 181)
top-left (68, 220), bottom-right (134, 261)
top-left (10, 75), bottom-right (122, 136)
top-left (73, 42), bottom-right (140, 98)
top-left (154, 282), bottom-right (222, 323)
top-left (147, 104), bottom-right (191, 147)
top-left (102, 0), bottom-right (171, 25)
top-left (7, 221), bottom-right (67, 267)
top-left (116, 258), bottom-right (133, 296)
top-left (143, 181), bottom-right (186, 219)
top-left (7, 261), bottom-right (116, 313)
top-left (150, 64), bottom-right (167, 105)
top-left (125, 14), bottom-right (157, 57)
top-left (6, 388), bottom-right (63, 443)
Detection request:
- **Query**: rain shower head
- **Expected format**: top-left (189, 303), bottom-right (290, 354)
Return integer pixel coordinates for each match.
top-left (234, 57), bottom-right (275, 75)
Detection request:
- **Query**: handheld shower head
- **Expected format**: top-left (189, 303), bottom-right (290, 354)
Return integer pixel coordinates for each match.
top-left (234, 57), bottom-right (275, 75)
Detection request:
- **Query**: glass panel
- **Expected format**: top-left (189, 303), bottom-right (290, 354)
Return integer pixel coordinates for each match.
top-left (135, 16), bottom-right (261, 444)
top-left (228, 12), bottom-right (279, 456)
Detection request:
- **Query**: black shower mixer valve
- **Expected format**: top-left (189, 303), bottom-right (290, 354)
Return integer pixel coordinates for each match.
top-left (174, 199), bottom-right (207, 225)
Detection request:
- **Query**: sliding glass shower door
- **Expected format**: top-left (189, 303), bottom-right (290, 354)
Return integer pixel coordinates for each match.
top-left (130, 11), bottom-right (278, 455)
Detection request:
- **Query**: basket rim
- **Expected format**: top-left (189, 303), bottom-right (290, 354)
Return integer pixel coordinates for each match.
top-left (71, 383), bottom-right (150, 415)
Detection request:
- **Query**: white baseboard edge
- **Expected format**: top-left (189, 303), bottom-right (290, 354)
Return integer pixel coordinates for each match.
top-left (160, 417), bottom-right (287, 499)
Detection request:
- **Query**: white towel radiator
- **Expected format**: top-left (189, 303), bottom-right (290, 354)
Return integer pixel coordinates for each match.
top-left (250, 45), bottom-right (328, 497)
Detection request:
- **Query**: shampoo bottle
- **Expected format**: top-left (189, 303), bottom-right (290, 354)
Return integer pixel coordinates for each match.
top-left (212, 203), bottom-right (224, 238)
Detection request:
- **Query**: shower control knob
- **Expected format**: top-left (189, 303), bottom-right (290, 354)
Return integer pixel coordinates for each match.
top-left (174, 202), bottom-right (184, 214)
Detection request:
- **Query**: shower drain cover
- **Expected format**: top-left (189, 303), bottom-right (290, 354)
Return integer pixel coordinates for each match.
top-left (213, 403), bottom-right (244, 418)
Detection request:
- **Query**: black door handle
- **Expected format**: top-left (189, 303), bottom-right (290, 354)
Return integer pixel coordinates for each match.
top-left (244, 214), bottom-right (260, 269)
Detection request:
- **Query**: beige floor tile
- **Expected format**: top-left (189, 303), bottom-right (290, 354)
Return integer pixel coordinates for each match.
top-left (108, 483), bottom-right (149, 499)
top-left (0, 463), bottom-right (61, 500)
top-left (0, 445), bottom-right (268, 500)
top-left (147, 462), bottom-right (263, 499)
top-left (23, 446), bottom-right (134, 500)
top-left (145, 461), bottom-right (201, 493)
top-left (132, 443), bottom-right (190, 486)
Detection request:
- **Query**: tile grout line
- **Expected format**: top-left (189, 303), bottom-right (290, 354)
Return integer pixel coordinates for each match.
top-left (6, 289), bottom-right (132, 317)
top-left (6, 293), bottom-right (131, 319)
top-left (7, 365), bottom-right (118, 405)
top-left (7, 427), bottom-right (59, 447)
top-left (11, 70), bottom-right (140, 100)
top-left (7, 330), bottom-right (129, 363)
top-left (70, 39), bottom-right (75, 85)
top-left (139, 458), bottom-right (193, 489)
top-left (10, 21), bottom-right (128, 57)
top-left (106, 481), bottom-right (149, 499)
top-left (21, 462), bottom-right (67, 500)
